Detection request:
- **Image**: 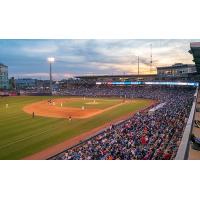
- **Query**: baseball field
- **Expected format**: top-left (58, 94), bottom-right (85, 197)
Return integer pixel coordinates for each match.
top-left (0, 96), bottom-right (154, 159)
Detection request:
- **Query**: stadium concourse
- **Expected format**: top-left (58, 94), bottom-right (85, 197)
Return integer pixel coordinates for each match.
top-left (189, 90), bottom-right (200, 159)
top-left (50, 85), bottom-right (196, 160)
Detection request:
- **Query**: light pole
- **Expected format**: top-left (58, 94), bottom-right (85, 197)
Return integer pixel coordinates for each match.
top-left (47, 57), bottom-right (55, 95)
top-left (150, 44), bottom-right (152, 74)
top-left (138, 56), bottom-right (140, 75)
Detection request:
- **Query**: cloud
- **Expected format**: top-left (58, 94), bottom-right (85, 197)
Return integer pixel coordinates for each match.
top-left (12, 72), bottom-right (74, 80)
top-left (0, 39), bottom-right (196, 79)
top-left (21, 45), bottom-right (58, 55)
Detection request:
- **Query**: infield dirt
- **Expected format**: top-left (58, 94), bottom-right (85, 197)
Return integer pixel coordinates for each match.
top-left (23, 98), bottom-right (128, 119)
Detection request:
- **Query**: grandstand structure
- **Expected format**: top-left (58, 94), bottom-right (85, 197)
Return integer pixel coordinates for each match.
top-left (1, 41), bottom-right (200, 160)
top-left (75, 74), bottom-right (157, 83)
top-left (50, 84), bottom-right (198, 160)
top-left (47, 42), bottom-right (200, 160)
top-left (189, 42), bottom-right (200, 73)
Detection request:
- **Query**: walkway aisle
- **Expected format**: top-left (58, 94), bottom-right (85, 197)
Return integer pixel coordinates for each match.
top-left (189, 92), bottom-right (200, 160)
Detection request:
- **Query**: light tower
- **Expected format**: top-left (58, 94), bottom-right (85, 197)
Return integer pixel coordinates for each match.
top-left (135, 49), bottom-right (140, 76)
top-left (47, 57), bottom-right (55, 95)
top-left (150, 44), bottom-right (152, 74)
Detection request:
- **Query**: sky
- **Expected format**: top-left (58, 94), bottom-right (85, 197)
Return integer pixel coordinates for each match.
top-left (0, 39), bottom-right (198, 80)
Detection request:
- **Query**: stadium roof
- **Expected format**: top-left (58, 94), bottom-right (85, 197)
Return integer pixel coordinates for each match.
top-left (189, 42), bottom-right (200, 73)
top-left (190, 42), bottom-right (200, 48)
top-left (75, 74), bottom-right (157, 79)
top-left (0, 63), bottom-right (8, 67)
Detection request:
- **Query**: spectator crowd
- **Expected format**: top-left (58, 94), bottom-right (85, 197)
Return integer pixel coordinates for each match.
top-left (53, 85), bottom-right (195, 160)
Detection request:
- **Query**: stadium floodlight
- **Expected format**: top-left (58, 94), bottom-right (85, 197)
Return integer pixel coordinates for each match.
top-left (47, 57), bottom-right (55, 63)
top-left (47, 57), bottom-right (55, 95)
top-left (134, 49), bottom-right (141, 76)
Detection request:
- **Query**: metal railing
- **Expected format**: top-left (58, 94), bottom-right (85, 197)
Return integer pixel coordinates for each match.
top-left (175, 87), bottom-right (199, 160)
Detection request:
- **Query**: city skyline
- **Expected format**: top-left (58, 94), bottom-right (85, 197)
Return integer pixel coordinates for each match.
top-left (0, 39), bottom-right (198, 80)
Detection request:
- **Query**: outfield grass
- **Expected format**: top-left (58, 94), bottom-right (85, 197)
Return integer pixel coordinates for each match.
top-left (0, 96), bottom-right (152, 159)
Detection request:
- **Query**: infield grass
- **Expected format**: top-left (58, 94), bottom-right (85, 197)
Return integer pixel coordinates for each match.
top-left (63, 98), bottom-right (121, 109)
top-left (0, 96), bottom-right (152, 159)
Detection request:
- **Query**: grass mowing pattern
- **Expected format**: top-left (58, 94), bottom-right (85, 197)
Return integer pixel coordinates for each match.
top-left (0, 96), bottom-right (152, 159)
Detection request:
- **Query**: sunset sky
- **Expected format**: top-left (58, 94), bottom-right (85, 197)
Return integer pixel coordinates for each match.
top-left (0, 39), bottom-right (198, 80)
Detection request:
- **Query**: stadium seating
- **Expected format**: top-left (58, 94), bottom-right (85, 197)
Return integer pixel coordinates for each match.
top-left (53, 85), bottom-right (195, 160)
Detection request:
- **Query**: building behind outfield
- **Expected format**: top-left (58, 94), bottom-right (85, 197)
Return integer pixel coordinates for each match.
top-left (157, 63), bottom-right (197, 77)
top-left (0, 63), bottom-right (9, 90)
top-left (15, 78), bottom-right (37, 89)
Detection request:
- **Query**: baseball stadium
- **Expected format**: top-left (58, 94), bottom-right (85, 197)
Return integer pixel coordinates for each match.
top-left (0, 40), bottom-right (200, 160)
